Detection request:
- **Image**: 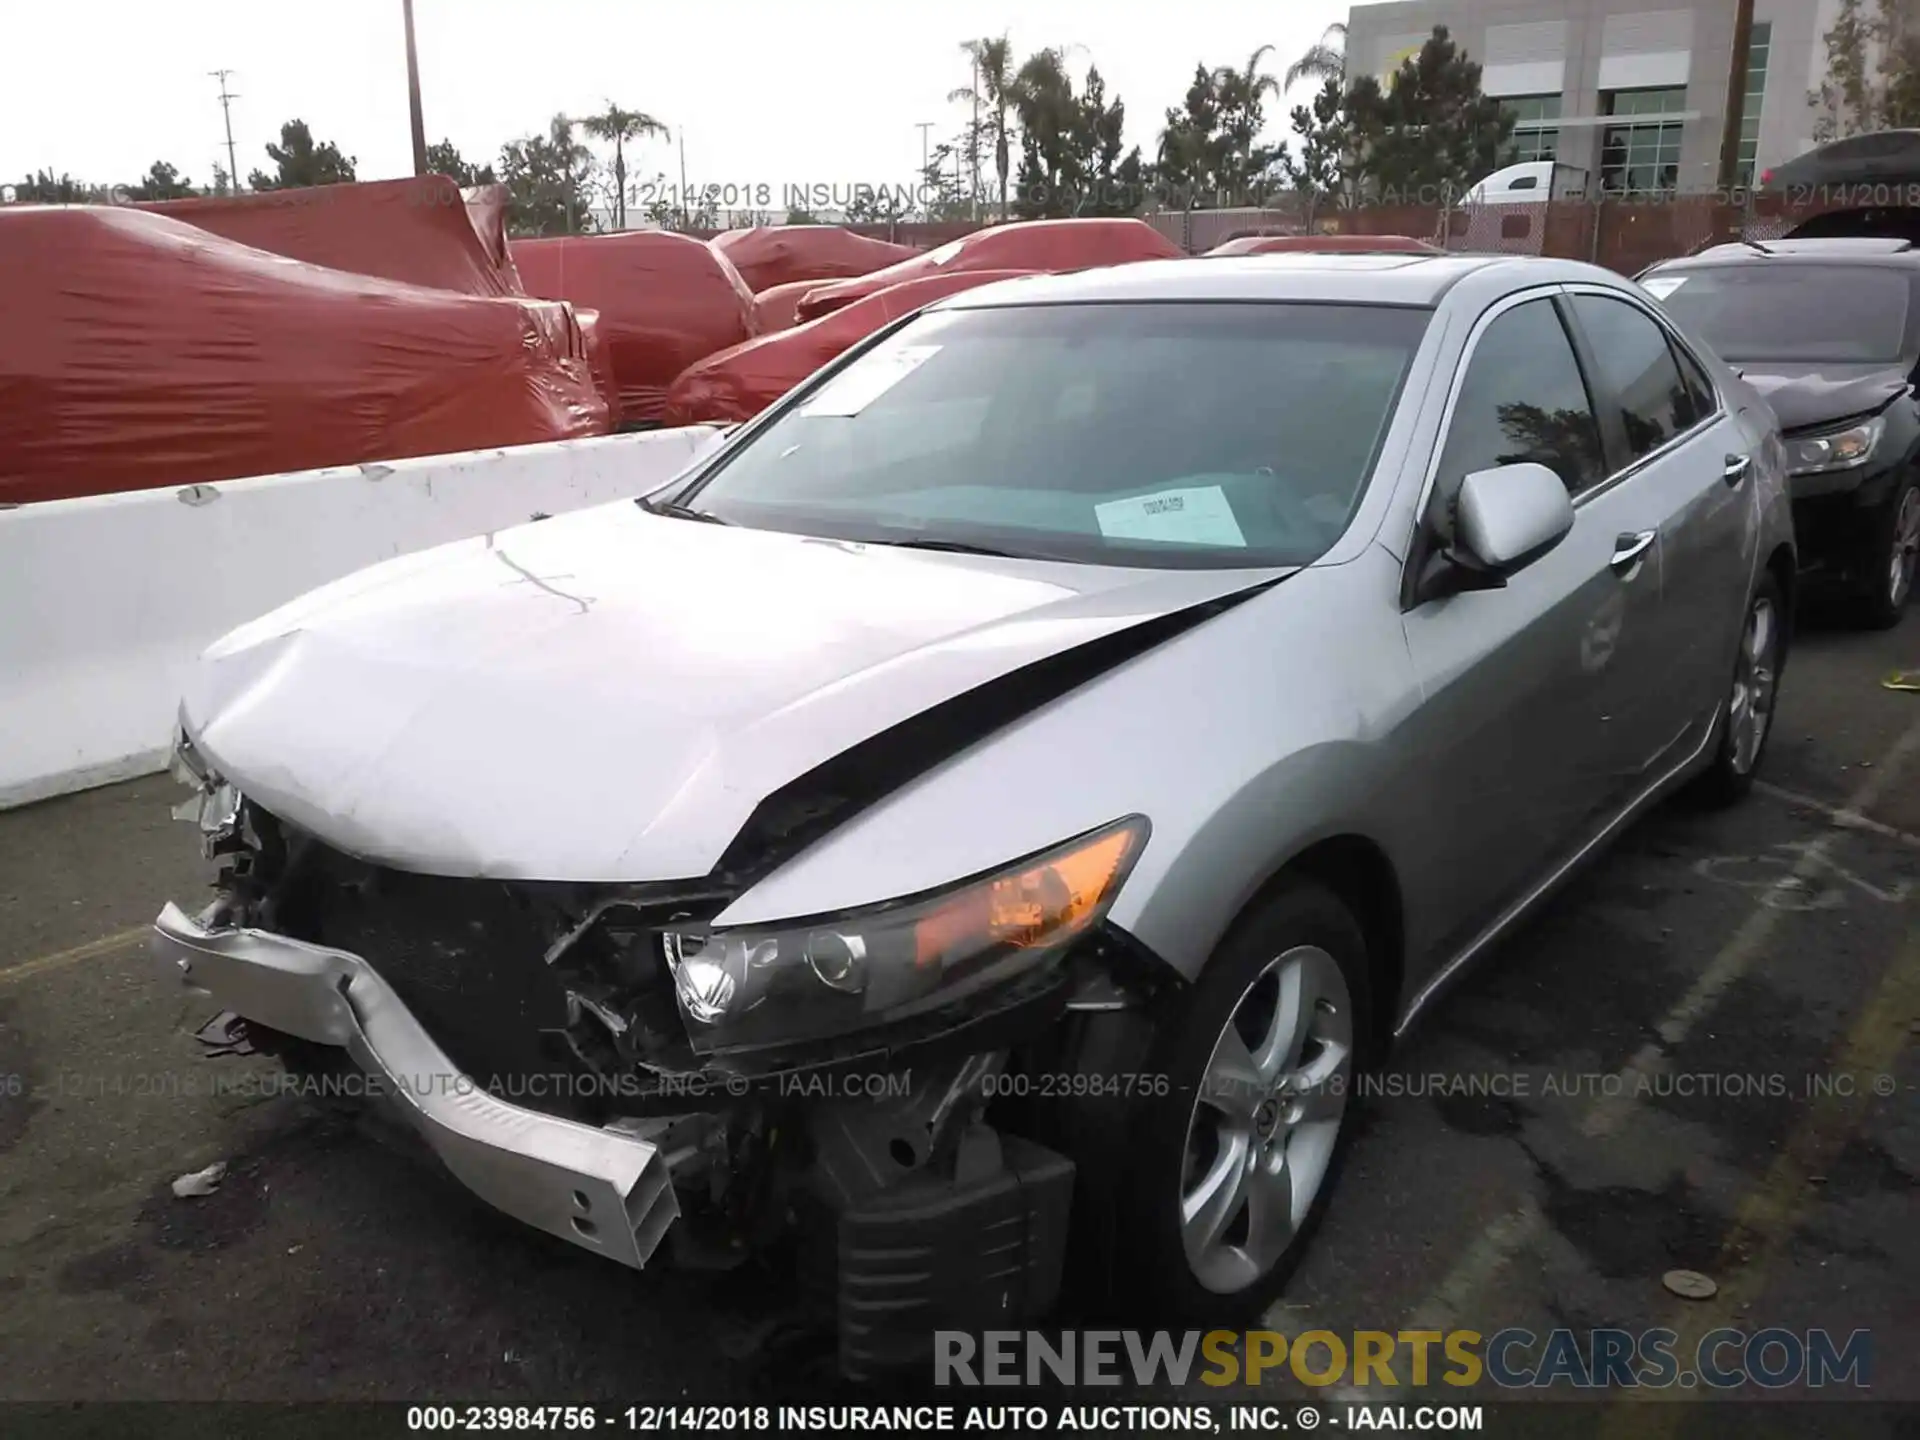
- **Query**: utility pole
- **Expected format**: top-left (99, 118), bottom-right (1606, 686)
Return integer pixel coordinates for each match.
top-left (679, 130), bottom-right (691, 231)
top-left (402, 0), bottom-right (429, 177)
top-left (916, 121), bottom-right (934, 218)
top-left (210, 70), bottom-right (241, 192)
top-left (1716, 0), bottom-right (1757, 197)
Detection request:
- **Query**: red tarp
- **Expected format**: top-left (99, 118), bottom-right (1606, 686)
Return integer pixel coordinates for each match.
top-left (0, 205), bottom-right (610, 505)
top-left (142, 176), bottom-right (523, 297)
top-left (663, 269), bottom-right (1038, 426)
top-left (709, 225), bottom-right (920, 293)
top-left (1205, 234), bottom-right (1444, 256)
top-left (749, 277), bottom-right (825, 335)
top-left (512, 230), bottom-right (757, 426)
top-left (795, 218), bottom-right (1182, 322)
top-left (574, 308), bottom-right (619, 414)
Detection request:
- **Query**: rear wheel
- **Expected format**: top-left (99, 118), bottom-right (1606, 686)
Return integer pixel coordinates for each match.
top-left (1116, 880), bottom-right (1371, 1321)
top-left (1691, 573), bottom-right (1785, 808)
top-left (1847, 472), bottom-right (1919, 630)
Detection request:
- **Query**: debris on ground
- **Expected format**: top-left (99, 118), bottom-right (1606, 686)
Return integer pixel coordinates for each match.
top-left (170, 1162), bottom-right (227, 1199)
top-left (1662, 1268), bottom-right (1719, 1300)
top-left (1883, 670), bottom-right (1920, 693)
top-left (192, 1011), bottom-right (255, 1057)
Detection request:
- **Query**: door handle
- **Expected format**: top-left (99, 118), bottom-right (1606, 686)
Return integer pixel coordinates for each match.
top-left (1611, 530), bottom-right (1656, 575)
top-left (1723, 453), bottom-right (1752, 488)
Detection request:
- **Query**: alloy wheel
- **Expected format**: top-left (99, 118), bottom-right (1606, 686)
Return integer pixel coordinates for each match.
top-left (1890, 486), bottom-right (1920, 612)
top-left (1728, 594), bottom-right (1778, 776)
top-left (1179, 944), bottom-right (1353, 1294)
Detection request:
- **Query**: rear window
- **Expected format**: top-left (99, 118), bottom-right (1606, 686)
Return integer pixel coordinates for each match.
top-left (1643, 263), bottom-right (1913, 365)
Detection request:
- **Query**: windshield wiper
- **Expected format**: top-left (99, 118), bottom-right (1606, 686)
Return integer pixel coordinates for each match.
top-left (859, 537), bottom-right (1034, 559)
top-left (639, 496), bottom-right (730, 524)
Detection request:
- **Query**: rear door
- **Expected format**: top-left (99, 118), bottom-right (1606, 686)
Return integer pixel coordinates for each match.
top-left (1564, 288), bottom-right (1755, 764)
top-left (1398, 291), bottom-right (1669, 956)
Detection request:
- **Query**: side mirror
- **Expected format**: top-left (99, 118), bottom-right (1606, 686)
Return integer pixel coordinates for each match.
top-left (1454, 462), bottom-right (1574, 573)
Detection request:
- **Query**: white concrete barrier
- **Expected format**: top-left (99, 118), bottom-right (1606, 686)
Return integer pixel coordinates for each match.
top-left (0, 426), bottom-right (724, 809)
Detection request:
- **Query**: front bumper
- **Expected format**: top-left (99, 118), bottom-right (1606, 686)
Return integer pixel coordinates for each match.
top-left (151, 902), bottom-right (680, 1270)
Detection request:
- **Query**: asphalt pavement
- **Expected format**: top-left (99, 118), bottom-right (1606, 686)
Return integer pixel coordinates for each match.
top-left (1, 613), bottom-right (1915, 1411)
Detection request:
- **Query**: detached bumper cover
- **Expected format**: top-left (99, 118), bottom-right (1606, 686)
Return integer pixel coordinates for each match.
top-left (151, 902), bottom-right (679, 1269)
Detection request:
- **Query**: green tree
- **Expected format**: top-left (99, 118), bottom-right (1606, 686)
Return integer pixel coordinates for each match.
top-left (125, 160), bottom-right (195, 199)
top-left (11, 170), bottom-right (112, 203)
top-left (1811, 0), bottom-right (1920, 140)
top-left (953, 34), bottom-right (1019, 220)
top-left (248, 119), bottom-right (357, 190)
top-left (1353, 27), bottom-right (1511, 204)
top-left (499, 116), bottom-right (597, 236)
top-left (920, 140), bottom-right (974, 221)
top-left (1013, 60), bottom-right (1143, 217)
top-left (784, 205), bottom-right (820, 223)
top-left (844, 184), bottom-right (910, 226)
top-left (1212, 45), bottom-right (1283, 202)
top-left (1277, 75), bottom-right (1365, 217)
top-left (1286, 21), bottom-right (1348, 92)
top-left (1158, 64), bottom-right (1230, 207)
top-left (579, 101), bottom-right (668, 230)
top-left (425, 139), bottom-right (496, 187)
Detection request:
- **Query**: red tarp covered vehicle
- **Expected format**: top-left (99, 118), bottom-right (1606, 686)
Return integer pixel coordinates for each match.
top-left (0, 206), bottom-right (610, 505)
top-left (794, 218), bottom-right (1182, 322)
top-left (142, 176), bottom-right (523, 297)
top-left (662, 269), bottom-right (1038, 426)
top-left (513, 230), bottom-right (756, 426)
top-left (709, 224), bottom-right (920, 293)
top-left (748, 276), bottom-right (829, 335)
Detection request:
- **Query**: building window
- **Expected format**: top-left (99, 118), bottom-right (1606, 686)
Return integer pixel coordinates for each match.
top-left (1502, 93), bottom-right (1563, 164)
top-left (1600, 87), bottom-right (1687, 193)
top-left (1737, 23), bottom-right (1773, 188)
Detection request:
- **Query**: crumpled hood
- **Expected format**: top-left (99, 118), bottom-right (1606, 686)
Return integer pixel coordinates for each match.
top-left (1739, 363), bottom-right (1910, 434)
top-left (183, 501), bottom-right (1283, 882)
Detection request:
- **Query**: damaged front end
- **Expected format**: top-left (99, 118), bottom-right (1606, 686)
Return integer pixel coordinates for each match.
top-left (156, 734), bottom-right (1154, 1375)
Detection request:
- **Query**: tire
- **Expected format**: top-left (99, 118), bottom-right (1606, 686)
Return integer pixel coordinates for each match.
top-left (1690, 571), bottom-right (1786, 809)
top-left (1114, 879), bottom-right (1373, 1324)
top-left (1847, 472), bottom-right (1919, 630)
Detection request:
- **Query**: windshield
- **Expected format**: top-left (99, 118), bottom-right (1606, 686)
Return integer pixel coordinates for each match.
top-left (1645, 264), bottom-right (1913, 365)
top-left (670, 301), bottom-right (1430, 569)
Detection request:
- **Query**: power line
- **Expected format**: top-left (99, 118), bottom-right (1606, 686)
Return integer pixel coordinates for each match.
top-left (209, 69), bottom-right (241, 192)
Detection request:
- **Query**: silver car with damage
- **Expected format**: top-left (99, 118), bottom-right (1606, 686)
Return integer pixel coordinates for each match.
top-left (155, 253), bottom-right (1794, 1376)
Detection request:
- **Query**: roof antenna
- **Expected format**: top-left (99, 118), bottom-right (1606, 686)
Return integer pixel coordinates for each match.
top-left (1741, 237), bottom-right (1774, 255)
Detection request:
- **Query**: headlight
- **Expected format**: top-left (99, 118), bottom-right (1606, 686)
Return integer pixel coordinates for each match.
top-left (1785, 416), bottom-right (1884, 476)
top-left (661, 817), bottom-right (1148, 1055)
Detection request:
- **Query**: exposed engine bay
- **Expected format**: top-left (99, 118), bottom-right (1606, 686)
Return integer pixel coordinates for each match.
top-left (174, 763), bottom-right (1164, 1377)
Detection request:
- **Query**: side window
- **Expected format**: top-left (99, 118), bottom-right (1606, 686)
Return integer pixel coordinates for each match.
top-left (1434, 298), bottom-right (1606, 504)
top-left (1570, 294), bottom-right (1699, 462)
top-left (1668, 336), bottom-right (1717, 426)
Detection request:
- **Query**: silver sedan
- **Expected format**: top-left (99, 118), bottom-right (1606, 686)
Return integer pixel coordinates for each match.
top-left (157, 252), bottom-right (1795, 1353)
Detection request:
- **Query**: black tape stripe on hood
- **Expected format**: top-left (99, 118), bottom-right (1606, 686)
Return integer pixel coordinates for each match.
top-left (712, 573), bottom-right (1288, 887)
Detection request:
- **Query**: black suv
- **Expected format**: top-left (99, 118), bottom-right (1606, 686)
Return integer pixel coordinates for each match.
top-left (1640, 237), bottom-right (1920, 627)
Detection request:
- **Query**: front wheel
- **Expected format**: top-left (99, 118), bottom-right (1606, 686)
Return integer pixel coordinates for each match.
top-left (1690, 573), bottom-right (1785, 808)
top-left (1848, 473), bottom-right (1919, 630)
top-left (1116, 879), bottom-right (1372, 1322)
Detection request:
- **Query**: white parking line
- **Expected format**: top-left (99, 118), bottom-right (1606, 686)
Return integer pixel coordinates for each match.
top-left (1754, 779), bottom-right (1920, 850)
top-left (1383, 712), bottom-right (1920, 1334)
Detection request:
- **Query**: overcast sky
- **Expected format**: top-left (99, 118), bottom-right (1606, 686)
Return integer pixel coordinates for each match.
top-left (1, 0), bottom-right (1356, 195)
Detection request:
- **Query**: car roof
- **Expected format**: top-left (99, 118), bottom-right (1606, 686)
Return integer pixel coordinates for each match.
top-left (1656, 236), bottom-right (1920, 269)
top-left (930, 252), bottom-right (1625, 310)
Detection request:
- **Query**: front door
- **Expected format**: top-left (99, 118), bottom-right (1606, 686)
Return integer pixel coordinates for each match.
top-left (1398, 292), bottom-right (1669, 956)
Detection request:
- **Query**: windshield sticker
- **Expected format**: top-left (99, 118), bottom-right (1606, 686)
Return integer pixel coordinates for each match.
top-left (1640, 276), bottom-right (1687, 299)
top-left (799, 344), bottom-right (943, 417)
top-left (1094, 486), bottom-right (1247, 547)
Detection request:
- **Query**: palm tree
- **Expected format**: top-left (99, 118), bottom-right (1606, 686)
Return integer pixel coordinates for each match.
top-left (581, 101), bottom-right (669, 230)
top-left (547, 113), bottom-right (592, 233)
top-left (951, 35), bottom-right (1018, 221)
top-left (1285, 22), bottom-right (1348, 92)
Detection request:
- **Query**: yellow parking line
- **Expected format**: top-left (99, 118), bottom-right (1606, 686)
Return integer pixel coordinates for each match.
top-left (0, 925), bottom-right (150, 987)
top-left (1597, 921), bottom-right (1920, 1429)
